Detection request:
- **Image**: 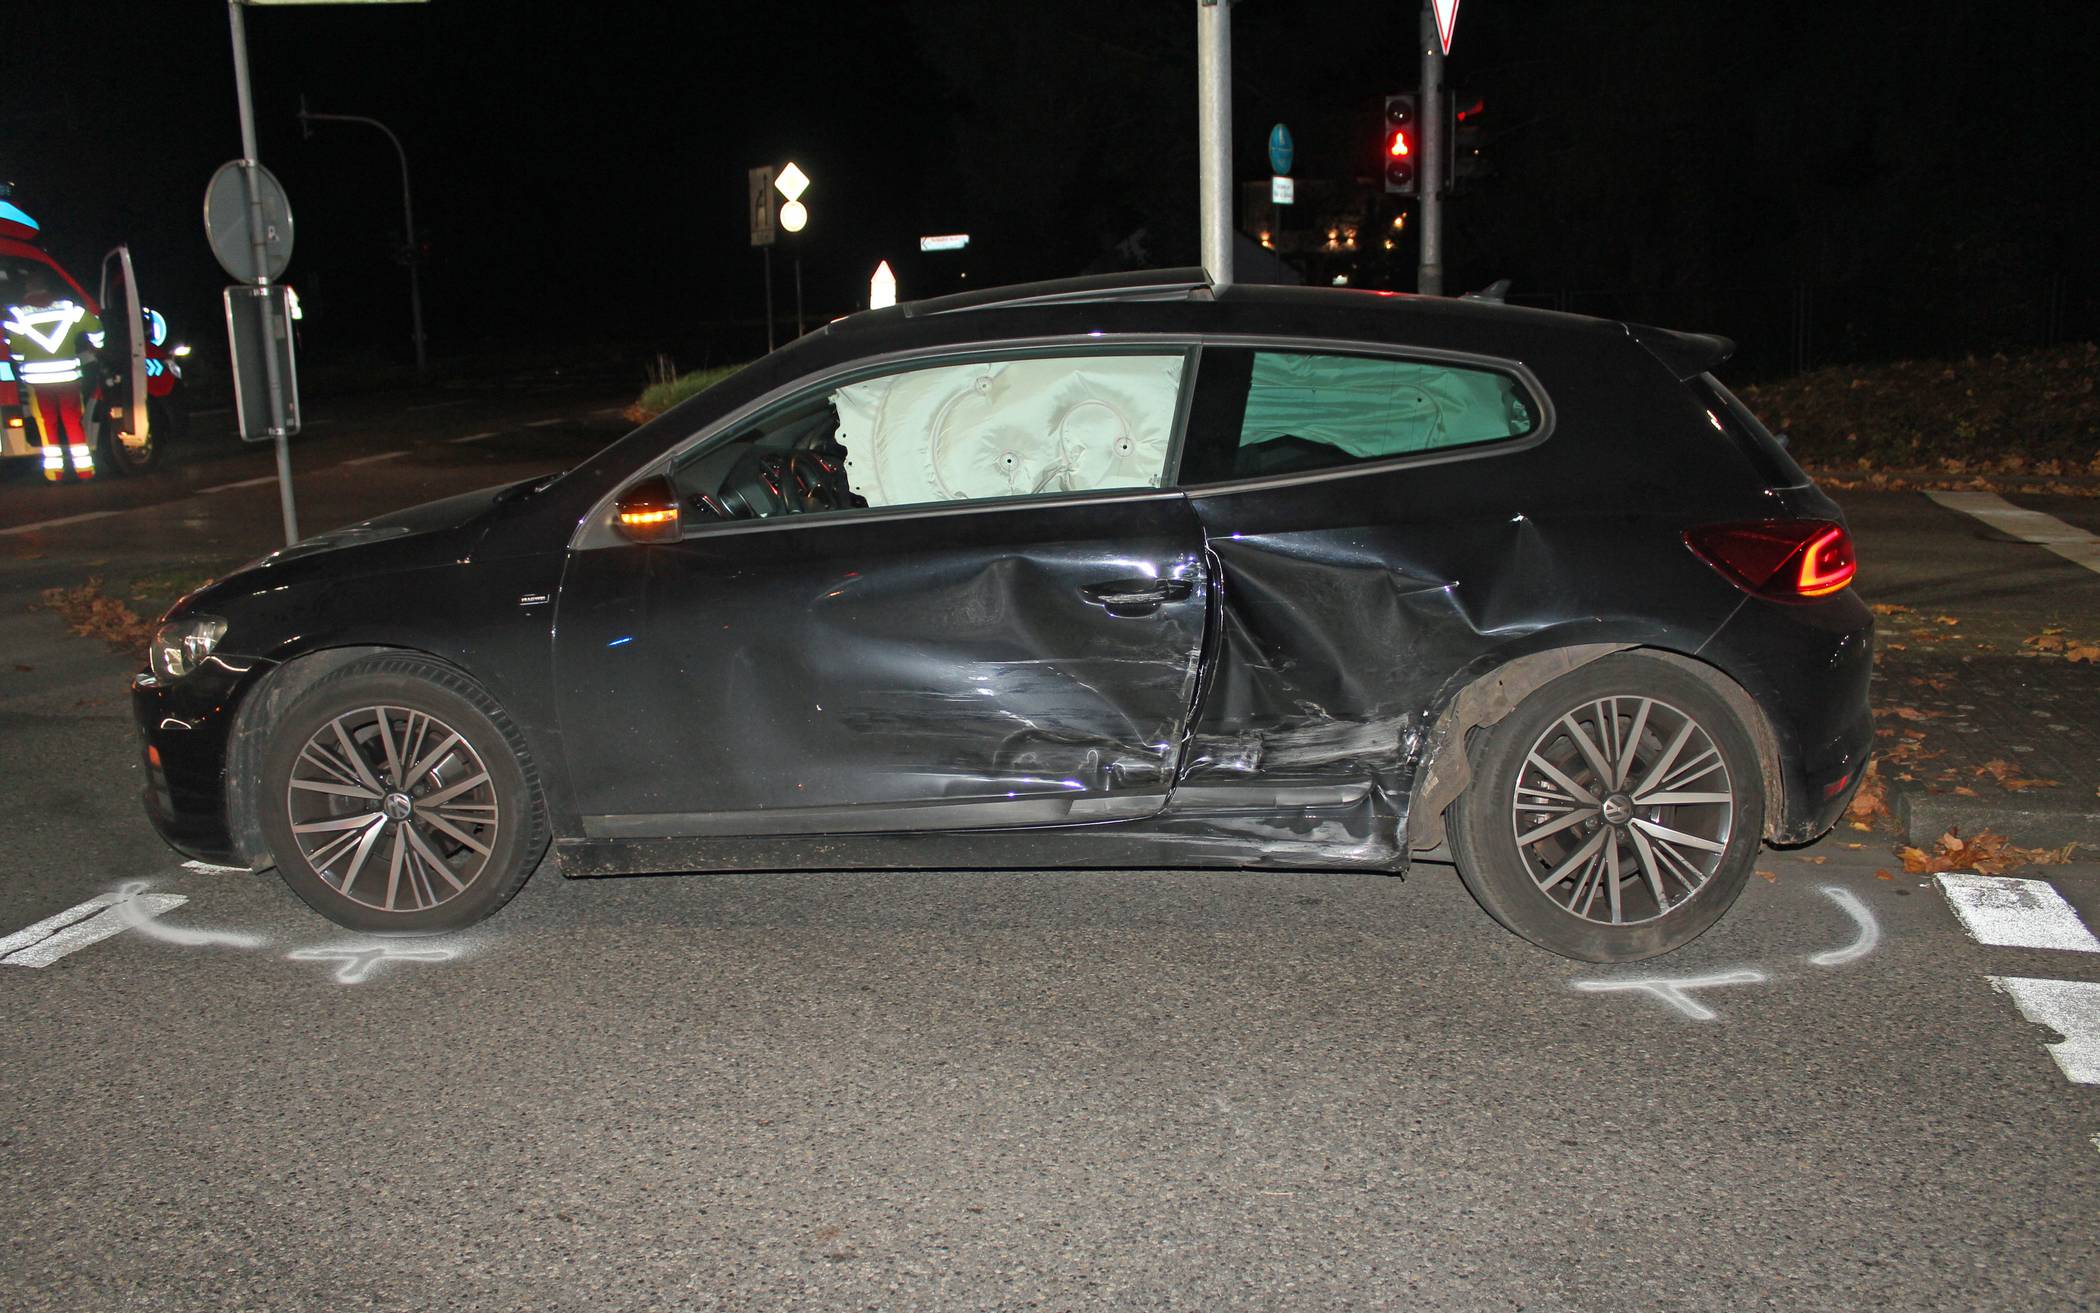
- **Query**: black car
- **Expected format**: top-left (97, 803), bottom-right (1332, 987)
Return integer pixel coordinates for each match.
top-left (134, 270), bottom-right (1871, 962)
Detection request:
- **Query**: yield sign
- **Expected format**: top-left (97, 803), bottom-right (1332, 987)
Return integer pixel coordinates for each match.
top-left (1433, 0), bottom-right (1461, 55)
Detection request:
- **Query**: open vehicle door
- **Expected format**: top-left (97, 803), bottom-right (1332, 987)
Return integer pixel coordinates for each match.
top-left (97, 245), bottom-right (150, 460)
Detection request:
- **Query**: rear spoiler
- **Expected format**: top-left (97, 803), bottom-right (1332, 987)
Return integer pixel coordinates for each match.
top-left (1625, 322), bottom-right (1735, 381)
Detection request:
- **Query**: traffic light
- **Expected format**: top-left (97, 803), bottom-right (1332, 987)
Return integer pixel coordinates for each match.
top-left (1383, 93), bottom-right (1417, 196)
top-left (1453, 95), bottom-right (1488, 188)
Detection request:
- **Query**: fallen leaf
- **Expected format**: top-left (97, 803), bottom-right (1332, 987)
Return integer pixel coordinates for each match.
top-left (1875, 869), bottom-right (1895, 880)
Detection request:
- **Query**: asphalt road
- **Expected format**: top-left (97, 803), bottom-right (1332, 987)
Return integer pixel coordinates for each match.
top-left (2, 383), bottom-right (2097, 1311)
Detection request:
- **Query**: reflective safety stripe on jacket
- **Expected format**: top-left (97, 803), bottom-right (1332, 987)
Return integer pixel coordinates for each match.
top-left (3, 299), bottom-right (100, 386)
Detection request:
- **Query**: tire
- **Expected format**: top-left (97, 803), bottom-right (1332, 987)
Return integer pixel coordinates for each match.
top-left (1447, 653), bottom-right (1765, 963)
top-left (257, 656), bottom-right (549, 934)
top-left (100, 404), bottom-right (160, 476)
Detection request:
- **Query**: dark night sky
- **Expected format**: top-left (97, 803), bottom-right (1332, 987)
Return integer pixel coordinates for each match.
top-left (5, 1), bottom-right (2096, 378)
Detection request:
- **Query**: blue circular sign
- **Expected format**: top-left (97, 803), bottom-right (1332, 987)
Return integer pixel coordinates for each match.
top-left (1268, 123), bottom-right (1294, 176)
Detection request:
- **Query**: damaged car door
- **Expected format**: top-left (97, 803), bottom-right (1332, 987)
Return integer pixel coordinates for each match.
top-left (554, 348), bottom-right (1213, 840)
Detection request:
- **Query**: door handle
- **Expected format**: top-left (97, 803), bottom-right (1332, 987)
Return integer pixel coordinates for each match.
top-left (1081, 577), bottom-right (1194, 617)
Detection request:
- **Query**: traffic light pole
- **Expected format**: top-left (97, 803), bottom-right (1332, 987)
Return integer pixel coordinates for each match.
top-left (1197, 0), bottom-right (1234, 288)
top-left (297, 102), bottom-right (429, 375)
top-left (1416, 0), bottom-right (1445, 297)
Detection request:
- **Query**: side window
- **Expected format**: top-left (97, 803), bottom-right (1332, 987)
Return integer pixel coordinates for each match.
top-left (669, 352), bottom-right (1187, 526)
top-left (1179, 348), bottom-right (1540, 484)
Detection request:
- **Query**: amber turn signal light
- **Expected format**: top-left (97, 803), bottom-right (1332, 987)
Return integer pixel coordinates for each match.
top-left (612, 476), bottom-right (682, 544)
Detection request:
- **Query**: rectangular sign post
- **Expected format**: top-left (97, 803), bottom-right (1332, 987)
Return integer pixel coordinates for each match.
top-left (749, 165), bottom-right (777, 352)
top-left (225, 285), bottom-right (301, 444)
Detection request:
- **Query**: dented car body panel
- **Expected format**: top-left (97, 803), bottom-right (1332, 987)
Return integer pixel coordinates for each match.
top-left (133, 274), bottom-right (1873, 880)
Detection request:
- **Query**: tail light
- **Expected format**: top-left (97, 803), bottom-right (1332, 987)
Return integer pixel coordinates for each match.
top-left (1684, 520), bottom-right (1856, 601)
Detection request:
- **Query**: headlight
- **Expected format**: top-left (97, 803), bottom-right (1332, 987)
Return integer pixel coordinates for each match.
top-left (149, 615), bottom-right (228, 681)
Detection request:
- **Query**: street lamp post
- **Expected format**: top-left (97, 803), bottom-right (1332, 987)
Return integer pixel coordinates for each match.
top-left (297, 98), bottom-right (428, 373)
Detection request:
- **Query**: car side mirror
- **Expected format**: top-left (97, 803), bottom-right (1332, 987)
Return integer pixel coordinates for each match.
top-left (613, 476), bottom-right (682, 544)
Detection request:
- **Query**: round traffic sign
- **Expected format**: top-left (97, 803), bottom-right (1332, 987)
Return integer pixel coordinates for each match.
top-left (1267, 123), bottom-right (1294, 176)
top-left (204, 160), bottom-right (294, 284)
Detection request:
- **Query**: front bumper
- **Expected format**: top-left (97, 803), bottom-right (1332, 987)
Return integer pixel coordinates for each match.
top-left (132, 655), bottom-right (277, 866)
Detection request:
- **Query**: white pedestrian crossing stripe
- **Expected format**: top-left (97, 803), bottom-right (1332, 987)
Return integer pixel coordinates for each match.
top-left (1988, 977), bottom-right (2100, 1086)
top-left (1936, 873), bottom-right (2100, 953)
top-left (1926, 490), bottom-right (2100, 575)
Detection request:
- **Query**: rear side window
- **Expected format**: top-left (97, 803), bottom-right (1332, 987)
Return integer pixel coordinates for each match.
top-left (1179, 348), bottom-right (1540, 484)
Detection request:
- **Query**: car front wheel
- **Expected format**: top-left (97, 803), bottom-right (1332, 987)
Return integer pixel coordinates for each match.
top-left (257, 656), bottom-right (548, 934)
top-left (1447, 653), bottom-right (1765, 962)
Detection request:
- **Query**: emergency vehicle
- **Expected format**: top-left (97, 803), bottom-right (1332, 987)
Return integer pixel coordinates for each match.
top-left (0, 192), bottom-right (187, 477)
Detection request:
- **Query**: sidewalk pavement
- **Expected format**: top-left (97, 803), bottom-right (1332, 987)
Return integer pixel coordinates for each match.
top-left (1874, 645), bottom-right (2100, 852)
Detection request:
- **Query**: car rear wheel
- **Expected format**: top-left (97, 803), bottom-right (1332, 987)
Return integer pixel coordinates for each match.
top-left (257, 656), bottom-right (548, 934)
top-left (1447, 653), bottom-right (1764, 962)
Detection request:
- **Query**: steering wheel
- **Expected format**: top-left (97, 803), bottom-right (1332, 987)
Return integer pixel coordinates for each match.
top-left (710, 448), bottom-right (791, 519)
top-left (786, 447), bottom-right (858, 513)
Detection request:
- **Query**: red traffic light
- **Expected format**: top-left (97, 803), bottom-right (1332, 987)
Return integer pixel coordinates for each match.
top-left (1387, 129), bottom-right (1412, 158)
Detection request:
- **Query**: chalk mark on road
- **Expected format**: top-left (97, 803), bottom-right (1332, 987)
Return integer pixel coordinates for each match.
top-left (106, 880), bottom-right (266, 950)
top-left (1570, 968), bottom-right (1768, 1021)
top-left (1810, 885), bottom-right (1883, 966)
top-left (287, 944), bottom-right (457, 984)
top-left (446, 430), bottom-right (499, 444)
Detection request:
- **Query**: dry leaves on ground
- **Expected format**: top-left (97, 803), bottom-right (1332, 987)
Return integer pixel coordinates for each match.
top-left (1897, 828), bottom-right (2078, 876)
top-left (1974, 758), bottom-right (2062, 791)
top-left (2023, 626), bottom-right (2100, 662)
top-left (1846, 758), bottom-right (1891, 830)
top-left (37, 579), bottom-right (155, 652)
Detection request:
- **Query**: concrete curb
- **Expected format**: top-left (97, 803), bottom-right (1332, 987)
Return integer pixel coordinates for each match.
top-left (1895, 784), bottom-right (2100, 851)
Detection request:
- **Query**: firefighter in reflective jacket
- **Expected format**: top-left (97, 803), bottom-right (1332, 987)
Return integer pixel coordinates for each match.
top-left (3, 269), bottom-right (101, 480)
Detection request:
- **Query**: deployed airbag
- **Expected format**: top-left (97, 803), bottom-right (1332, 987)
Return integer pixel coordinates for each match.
top-left (1240, 351), bottom-right (1534, 457)
top-left (833, 355), bottom-right (1184, 507)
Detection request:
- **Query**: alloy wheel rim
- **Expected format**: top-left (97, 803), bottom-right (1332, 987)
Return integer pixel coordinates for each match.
top-left (285, 704), bottom-right (499, 913)
top-left (1508, 695), bottom-right (1734, 926)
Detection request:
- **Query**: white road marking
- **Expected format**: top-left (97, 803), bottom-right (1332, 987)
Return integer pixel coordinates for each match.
top-left (0, 891), bottom-right (187, 967)
top-left (339, 450), bottom-right (408, 466)
top-left (1988, 976), bottom-right (2100, 1085)
top-left (106, 880), bottom-right (264, 950)
top-left (196, 474), bottom-right (279, 494)
top-left (181, 860), bottom-right (249, 875)
top-left (0, 509), bottom-right (119, 537)
top-left (524, 417), bottom-right (564, 428)
top-left (1936, 873), bottom-right (2100, 953)
top-left (446, 430), bottom-right (499, 444)
top-left (1810, 885), bottom-right (1883, 966)
top-left (1926, 490), bottom-right (2100, 575)
top-left (1570, 968), bottom-right (1768, 1021)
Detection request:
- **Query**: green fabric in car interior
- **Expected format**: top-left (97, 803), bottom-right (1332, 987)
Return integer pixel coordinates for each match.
top-left (1239, 352), bottom-right (1534, 458)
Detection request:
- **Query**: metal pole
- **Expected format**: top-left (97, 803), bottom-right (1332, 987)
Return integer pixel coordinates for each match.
top-left (763, 245), bottom-right (775, 352)
top-left (794, 255), bottom-right (804, 337)
top-left (228, 0), bottom-right (299, 545)
top-left (297, 108), bottom-right (427, 374)
top-left (1417, 0), bottom-right (1445, 296)
top-left (1196, 0), bottom-right (1234, 288)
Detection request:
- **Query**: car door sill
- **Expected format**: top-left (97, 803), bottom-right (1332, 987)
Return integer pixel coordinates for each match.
top-left (1167, 782), bottom-right (1370, 810)
top-left (582, 791), bottom-right (1167, 840)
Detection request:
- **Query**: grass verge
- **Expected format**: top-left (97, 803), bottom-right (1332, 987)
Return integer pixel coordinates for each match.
top-left (626, 364), bottom-right (746, 424)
